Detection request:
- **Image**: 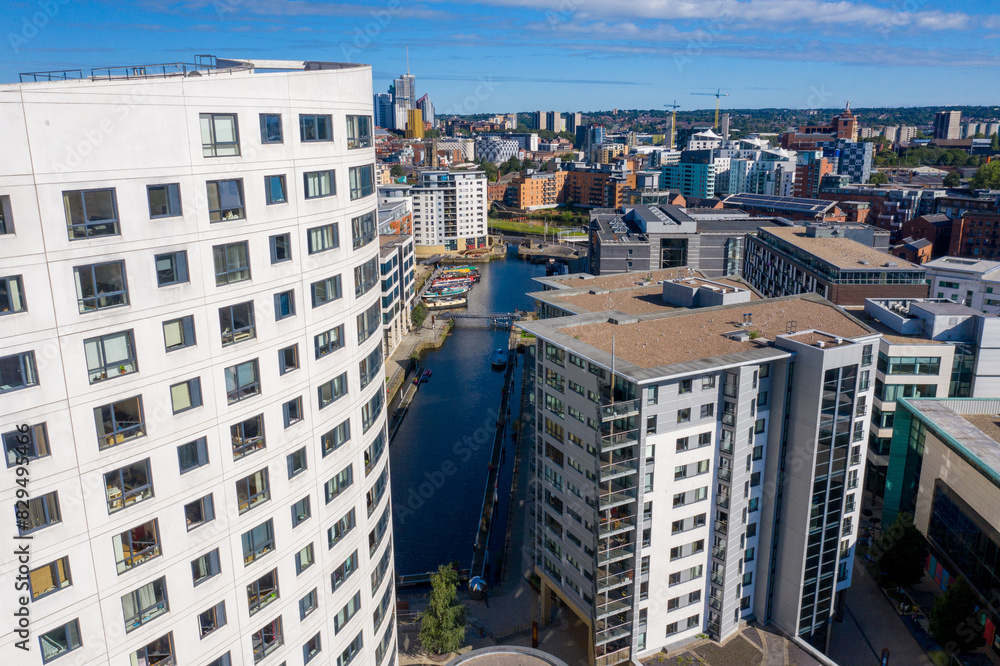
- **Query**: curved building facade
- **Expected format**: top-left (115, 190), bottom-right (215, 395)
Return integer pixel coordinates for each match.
top-left (0, 59), bottom-right (396, 666)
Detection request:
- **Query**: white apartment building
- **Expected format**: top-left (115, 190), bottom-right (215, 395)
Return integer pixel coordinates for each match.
top-left (378, 235), bottom-right (416, 356)
top-left (521, 291), bottom-right (876, 664)
top-left (0, 58), bottom-right (397, 666)
top-left (922, 256), bottom-right (1000, 315)
top-left (410, 170), bottom-right (488, 254)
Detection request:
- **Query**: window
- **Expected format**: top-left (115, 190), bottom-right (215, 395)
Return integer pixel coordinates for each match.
top-left (288, 447), bottom-right (307, 478)
top-left (666, 621), bottom-right (678, 635)
top-left (308, 223), bottom-right (339, 254)
top-left (163, 315), bottom-right (195, 351)
top-left (220, 301), bottom-right (256, 346)
top-left (113, 520), bottom-right (161, 573)
top-left (29, 556), bottom-right (71, 601)
top-left (225, 359), bottom-right (260, 403)
top-left (64, 188), bottom-right (119, 239)
top-left (361, 391), bottom-right (384, 433)
top-left (702, 375), bottom-right (716, 389)
top-left (354, 257), bottom-right (379, 297)
top-left (304, 170), bottom-right (335, 199)
top-left (95, 396), bottom-right (145, 448)
top-left (104, 459), bottom-right (153, 513)
top-left (199, 602), bottom-right (227, 638)
top-left (265, 174), bottom-right (287, 204)
top-left (679, 378), bottom-right (692, 394)
top-left (318, 372), bottom-right (348, 409)
top-left (754, 418), bottom-right (765, 434)
top-left (122, 577), bottom-right (168, 632)
top-left (191, 548), bottom-right (221, 585)
top-left (349, 164), bottom-right (374, 200)
top-left (74, 261), bottom-right (128, 312)
top-left (247, 569), bottom-right (279, 615)
top-left (322, 420), bottom-right (351, 457)
top-left (279, 344), bottom-right (299, 374)
top-left (260, 113), bottom-right (282, 143)
top-left (0, 275), bottom-right (26, 314)
top-left (296, 544), bottom-right (315, 574)
top-left (332, 550), bottom-right (359, 591)
top-left (201, 112), bottom-right (240, 156)
top-left (38, 619), bottom-right (81, 663)
top-left (328, 508), bottom-right (356, 548)
top-left (3, 423), bottom-right (48, 468)
top-left (338, 632), bottom-right (364, 666)
top-left (147, 184), bottom-right (182, 218)
top-left (300, 589), bottom-right (319, 620)
top-left (315, 325), bottom-right (345, 358)
top-left (231, 414), bottom-right (265, 459)
top-left (334, 591), bottom-right (362, 634)
top-left (170, 377), bottom-right (202, 413)
top-left (325, 465), bottom-right (354, 503)
top-left (213, 242), bottom-right (251, 286)
top-left (205, 653), bottom-right (232, 666)
top-left (359, 346), bottom-right (382, 390)
top-left (357, 302), bottom-right (380, 344)
top-left (346, 115), bottom-right (372, 149)
top-left (0, 195), bottom-right (10, 234)
top-left (283, 396), bottom-right (304, 428)
top-left (252, 617), bottom-right (283, 663)
top-left (701, 403), bottom-right (714, 418)
top-left (18, 491), bottom-right (60, 534)
top-left (677, 407), bottom-right (691, 423)
top-left (292, 496), bottom-right (311, 527)
top-left (237, 468), bottom-right (270, 514)
top-left (312, 275), bottom-right (343, 307)
top-left (270, 233), bottom-right (291, 263)
top-left (206, 179), bottom-right (245, 221)
top-left (273, 289), bottom-right (295, 320)
top-left (242, 519), bottom-right (275, 565)
top-left (84, 330), bottom-right (138, 384)
top-left (369, 507), bottom-right (390, 555)
top-left (184, 494), bottom-right (215, 531)
top-left (647, 385), bottom-right (658, 405)
top-left (178, 437), bottom-right (209, 473)
top-left (300, 114), bottom-right (332, 142)
top-left (687, 614), bottom-right (700, 629)
top-left (646, 416), bottom-right (657, 435)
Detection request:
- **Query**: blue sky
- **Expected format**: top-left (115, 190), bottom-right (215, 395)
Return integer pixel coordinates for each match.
top-left (3, 0), bottom-right (1000, 113)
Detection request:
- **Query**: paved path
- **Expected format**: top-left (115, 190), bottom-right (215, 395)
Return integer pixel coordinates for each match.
top-left (828, 558), bottom-right (933, 666)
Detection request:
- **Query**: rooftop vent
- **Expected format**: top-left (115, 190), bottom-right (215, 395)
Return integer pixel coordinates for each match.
top-left (816, 340), bottom-right (826, 348)
top-left (859, 260), bottom-right (870, 266)
top-left (725, 330), bottom-right (751, 342)
top-left (884, 262), bottom-right (898, 267)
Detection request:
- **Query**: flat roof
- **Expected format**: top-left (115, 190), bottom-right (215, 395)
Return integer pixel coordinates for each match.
top-left (724, 192), bottom-right (837, 215)
top-left (761, 226), bottom-right (920, 271)
top-left (544, 295), bottom-right (872, 369)
top-left (900, 398), bottom-right (1000, 490)
top-left (544, 268), bottom-right (691, 290)
top-left (922, 256), bottom-right (1000, 276)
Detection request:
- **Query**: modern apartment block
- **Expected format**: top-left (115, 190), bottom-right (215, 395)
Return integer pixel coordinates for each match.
top-left (921, 256), bottom-right (1000, 314)
top-left (410, 169), bottom-right (488, 253)
top-left (0, 58), bottom-right (397, 666)
top-left (934, 111), bottom-right (963, 140)
top-left (378, 235), bottom-right (416, 356)
top-left (521, 293), bottom-right (878, 663)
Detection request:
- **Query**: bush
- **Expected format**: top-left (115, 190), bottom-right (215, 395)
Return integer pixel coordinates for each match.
top-left (412, 302), bottom-right (428, 328)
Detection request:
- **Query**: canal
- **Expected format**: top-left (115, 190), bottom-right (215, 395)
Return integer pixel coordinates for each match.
top-left (389, 247), bottom-right (556, 578)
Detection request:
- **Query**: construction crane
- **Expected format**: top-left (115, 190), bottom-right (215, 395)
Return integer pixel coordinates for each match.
top-left (691, 88), bottom-right (729, 130)
top-left (663, 100), bottom-right (681, 150)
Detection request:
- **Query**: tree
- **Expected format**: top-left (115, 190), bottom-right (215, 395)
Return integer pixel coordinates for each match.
top-left (419, 564), bottom-right (467, 655)
top-left (930, 576), bottom-right (986, 654)
top-left (944, 171), bottom-right (962, 188)
top-left (390, 164), bottom-right (405, 179)
top-left (477, 160), bottom-right (499, 182)
top-left (872, 512), bottom-right (928, 587)
top-left (971, 161), bottom-right (1000, 189)
top-left (991, 133), bottom-right (999, 152)
top-left (869, 171), bottom-right (889, 185)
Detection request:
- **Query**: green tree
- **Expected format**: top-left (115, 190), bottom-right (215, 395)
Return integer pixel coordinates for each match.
top-left (944, 171), bottom-right (962, 188)
top-left (501, 156), bottom-right (522, 175)
top-left (872, 512), bottom-right (928, 587)
top-left (930, 576), bottom-right (986, 654)
top-left (991, 133), bottom-right (999, 152)
top-left (419, 564), bottom-right (467, 655)
top-left (971, 161), bottom-right (1000, 189)
top-left (411, 302), bottom-right (428, 328)
top-left (869, 171), bottom-right (889, 185)
top-left (478, 160), bottom-right (499, 182)
top-left (390, 164), bottom-right (405, 179)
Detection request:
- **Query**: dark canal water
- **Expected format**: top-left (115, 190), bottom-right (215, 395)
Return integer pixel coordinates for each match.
top-left (389, 247), bottom-right (553, 576)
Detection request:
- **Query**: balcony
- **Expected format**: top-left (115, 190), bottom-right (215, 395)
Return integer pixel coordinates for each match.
top-left (709, 596), bottom-right (722, 611)
top-left (600, 458), bottom-right (638, 481)
top-left (599, 515), bottom-right (636, 537)
top-left (596, 598), bottom-right (632, 619)
top-left (718, 467), bottom-right (731, 482)
top-left (601, 429), bottom-right (640, 452)
top-left (715, 520), bottom-right (729, 536)
top-left (595, 623), bottom-right (631, 645)
top-left (601, 399), bottom-right (641, 422)
top-left (599, 488), bottom-right (637, 510)
top-left (598, 544), bottom-right (634, 565)
top-left (716, 494), bottom-right (730, 509)
top-left (713, 545), bottom-right (727, 561)
top-left (595, 647), bottom-right (631, 666)
top-left (597, 569), bottom-right (634, 592)
top-left (850, 453), bottom-right (861, 466)
top-left (711, 572), bottom-right (725, 586)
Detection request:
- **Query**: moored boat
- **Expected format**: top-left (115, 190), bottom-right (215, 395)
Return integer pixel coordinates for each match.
top-left (490, 348), bottom-right (508, 368)
top-left (424, 296), bottom-right (468, 310)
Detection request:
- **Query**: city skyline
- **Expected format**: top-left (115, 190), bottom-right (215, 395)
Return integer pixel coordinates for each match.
top-left (3, 0), bottom-right (1000, 113)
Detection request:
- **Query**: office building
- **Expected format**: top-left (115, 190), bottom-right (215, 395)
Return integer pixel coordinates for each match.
top-left (522, 292), bottom-right (878, 661)
top-left (415, 94), bottom-right (434, 128)
top-left (921, 256), bottom-right (1000, 314)
top-left (474, 136), bottom-right (519, 165)
top-left (722, 193), bottom-right (847, 224)
top-left (566, 112), bottom-right (583, 134)
top-left (822, 140), bottom-right (874, 185)
top-left (0, 58), bottom-right (396, 666)
top-left (934, 111), bottom-right (962, 140)
top-left (373, 92), bottom-right (395, 130)
top-left (578, 125), bottom-right (607, 161)
top-left (378, 235), bottom-right (416, 356)
top-left (405, 109), bottom-right (424, 139)
top-left (744, 225), bottom-right (926, 306)
top-left (547, 112), bottom-right (567, 133)
top-left (410, 169), bottom-right (488, 253)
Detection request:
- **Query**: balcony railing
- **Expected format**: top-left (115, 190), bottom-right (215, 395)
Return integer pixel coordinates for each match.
top-left (601, 399), bottom-right (641, 422)
top-left (598, 544), bottom-right (634, 565)
top-left (715, 520), bottom-right (728, 536)
top-left (599, 515), bottom-right (636, 537)
top-left (600, 429), bottom-right (640, 452)
top-left (597, 569), bottom-right (634, 592)
top-left (599, 488), bottom-right (637, 509)
top-left (600, 458), bottom-right (639, 480)
top-left (595, 647), bottom-right (631, 666)
top-left (718, 467), bottom-right (731, 482)
top-left (709, 596), bottom-right (722, 611)
top-left (716, 494), bottom-right (730, 509)
top-left (595, 623), bottom-right (631, 645)
top-left (713, 545), bottom-right (727, 561)
top-left (711, 572), bottom-right (725, 586)
top-left (596, 598), bottom-right (632, 619)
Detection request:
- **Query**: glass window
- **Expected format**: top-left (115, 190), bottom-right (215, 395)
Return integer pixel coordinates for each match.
top-left (94, 396), bottom-right (145, 448)
top-left (291, 495), bottom-right (311, 527)
top-left (318, 372), bottom-right (348, 409)
top-left (121, 577), bottom-right (168, 632)
top-left (287, 447), bottom-right (307, 478)
top-left (213, 241), bottom-right (251, 286)
top-left (328, 508), bottom-right (356, 548)
top-left (0, 195), bottom-right (10, 234)
top-left (359, 346), bottom-right (382, 390)
top-left (279, 344), bottom-right (299, 374)
top-left (333, 591), bottom-right (362, 634)
top-left (311, 275), bottom-right (342, 307)
top-left (198, 602), bottom-right (226, 638)
top-left (154, 251), bottom-right (188, 286)
top-left (63, 188), bottom-right (119, 239)
top-left (265, 175), bottom-right (287, 204)
top-left (201, 113), bottom-right (240, 157)
top-left (354, 256), bottom-right (379, 297)
top-left (346, 115), bottom-right (372, 149)
top-left (300, 591), bottom-right (319, 622)
top-left (129, 633), bottom-right (175, 666)
top-left (170, 377), bottom-right (202, 413)
top-left (259, 113), bottom-right (282, 144)
top-left (304, 170), bottom-right (335, 199)
top-left (252, 618), bottom-right (283, 663)
top-left (163, 315), bottom-right (195, 351)
top-left (0, 275), bottom-right (26, 314)
top-left (324, 465), bottom-right (353, 503)
top-left (332, 550), bottom-right (359, 592)
top-left (220, 301), bottom-right (255, 346)
top-left (29, 556), bottom-right (71, 601)
top-left (113, 520), bottom-right (161, 574)
top-left (337, 632), bottom-right (364, 666)
top-left (178, 437), bottom-right (209, 473)
top-left (147, 184), bottom-right (182, 218)
top-left (104, 459), bottom-right (153, 513)
top-left (84, 330), bottom-right (137, 383)
top-left (237, 468), bottom-right (270, 514)
top-left (274, 289), bottom-right (295, 320)
top-left (4, 423), bottom-right (49, 467)
top-left (205, 653), bottom-right (232, 666)
top-left (225, 359), bottom-right (260, 403)
top-left (191, 548), bottom-right (221, 585)
top-left (206, 179), bottom-right (245, 222)
top-left (299, 114), bottom-right (332, 142)
top-left (231, 414), bottom-right (265, 460)
top-left (357, 301), bottom-right (380, 344)
top-left (322, 420), bottom-right (351, 457)
top-left (241, 519), bottom-right (275, 565)
top-left (308, 223), bottom-right (339, 254)
top-left (247, 569), bottom-right (279, 615)
top-left (18, 491), bottom-right (61, 534)
top-left (296, 543), bottom-right (315, 574)
top-left (38, 619), bottom-right (81, 663)
top-left (184, 494), bottom-right (215, 531)
top-left (315, 324), bottom-right (345, 358)
top-left (349, 164), bottom-right (374, 200)
top-left (74, 261), bottom-right (128, 312)
top-left (270, 233), bottom-right (292, 263)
